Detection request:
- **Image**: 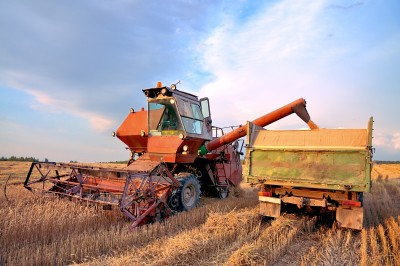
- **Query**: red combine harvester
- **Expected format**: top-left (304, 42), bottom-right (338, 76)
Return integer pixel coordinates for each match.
top-left (24, 82), bottom-right (317, 228)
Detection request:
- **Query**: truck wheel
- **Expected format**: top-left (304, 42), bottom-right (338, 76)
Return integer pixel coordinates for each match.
top-left (174, 174), bottom-right (201, 211)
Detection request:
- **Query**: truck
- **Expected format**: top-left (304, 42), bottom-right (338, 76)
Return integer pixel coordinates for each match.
top-left (244, 118), bottom-right (373, 230)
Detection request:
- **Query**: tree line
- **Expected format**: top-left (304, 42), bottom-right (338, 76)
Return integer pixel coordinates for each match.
top-left (0, 156), bottom-right (49, 162)
top-left (375, 160), bottom-right (400, 164)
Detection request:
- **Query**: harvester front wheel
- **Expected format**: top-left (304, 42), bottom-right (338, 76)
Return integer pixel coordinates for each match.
top-left (173, 174), bottom-right (201, 212)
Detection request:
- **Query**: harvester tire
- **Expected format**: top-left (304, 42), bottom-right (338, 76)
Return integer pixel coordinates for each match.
top-left (173, 174), bottom-right (201, 212)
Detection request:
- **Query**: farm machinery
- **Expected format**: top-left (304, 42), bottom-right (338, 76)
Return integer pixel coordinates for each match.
top-left (24, 82), bottom-right (317, 228)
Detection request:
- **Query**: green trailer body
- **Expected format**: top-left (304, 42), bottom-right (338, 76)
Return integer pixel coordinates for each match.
top-left (244, 117), bottom-right (373, 230)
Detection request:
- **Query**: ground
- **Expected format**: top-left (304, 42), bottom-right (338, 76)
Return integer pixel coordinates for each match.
top-left (0, 162), bottom-right (399, 265)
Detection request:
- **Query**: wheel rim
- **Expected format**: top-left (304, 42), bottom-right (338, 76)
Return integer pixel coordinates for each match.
top-left (219, 188), bottom-right (229, 199)
top-left (183, 184), bottom-right (196, 207)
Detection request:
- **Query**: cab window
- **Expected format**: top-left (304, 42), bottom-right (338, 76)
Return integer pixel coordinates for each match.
top-left (179, 100), bottom-right (204, 135)
top-left (149, 100), bottom-right (182, 135)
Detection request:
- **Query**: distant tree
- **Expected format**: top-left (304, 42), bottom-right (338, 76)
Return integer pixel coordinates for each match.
top-left (108, 160), bottom-right (129, 164)
top-left (375, 160), bottom-right (400, 164)
top-left (0, 156), bottom-right (39, 162)
top-left (44, 158), bottom-right (49, 163)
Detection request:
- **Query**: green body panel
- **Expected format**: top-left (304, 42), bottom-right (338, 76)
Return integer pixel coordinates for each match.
top-left (244, 117), bottom-right (373, 193)
top-left (246, 149), bottom-right (370, 192)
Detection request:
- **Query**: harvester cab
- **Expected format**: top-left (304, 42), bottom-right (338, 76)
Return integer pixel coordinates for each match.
top-left (144, 83), bottom-right (213, 159)
top-left (115, 82), bottom-right (213, 164)
top-left (145, 83), bottom-right (212, 139)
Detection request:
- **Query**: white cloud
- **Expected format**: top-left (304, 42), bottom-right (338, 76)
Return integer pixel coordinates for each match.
top-left (28, 92), bottom-right (115, 133)
top-left (197, 0), bottom-right (329, 128)
top-left (87, 113), bottom-right (114, 132)
top-left (373, 131), bottom-right (400, 152)
top-left (28, 90), bottom-right (54, 105)
top-left (392, 132), bottom-right (400, 150)
top-left (0, 1), bottom-right (220, 134)
top-left (370, 131), bottom-right (400, 160)
top-left (3, 70), bottom-right (114, 132)
top-left (373, 133), bottom-right (389, 147)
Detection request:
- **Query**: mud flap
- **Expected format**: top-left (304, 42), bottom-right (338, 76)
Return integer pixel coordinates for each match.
top-left (259, 196), bottom-right (281, 218)
top-left (336, 206), bottom-right (363, 230)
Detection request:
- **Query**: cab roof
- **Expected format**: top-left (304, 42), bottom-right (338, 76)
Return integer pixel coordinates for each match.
top-left (143, 86), bottom-right (198, 101)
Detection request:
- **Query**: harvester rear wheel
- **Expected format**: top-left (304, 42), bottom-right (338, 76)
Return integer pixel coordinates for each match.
top-left (172, 174), bottom-right (201, 212)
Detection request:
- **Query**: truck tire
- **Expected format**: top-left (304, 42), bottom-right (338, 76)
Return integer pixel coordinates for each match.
top-left (171, 174), bottom-right (201, 212)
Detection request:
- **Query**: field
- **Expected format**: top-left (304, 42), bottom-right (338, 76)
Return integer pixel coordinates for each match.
top-left (1, 162), bottom-right (400, 266)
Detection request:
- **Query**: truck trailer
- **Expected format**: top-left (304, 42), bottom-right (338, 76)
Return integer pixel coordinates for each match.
top-left (244, 118), bottom-right (373, 230)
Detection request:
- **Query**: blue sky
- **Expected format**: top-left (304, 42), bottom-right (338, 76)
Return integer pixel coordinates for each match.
top-left (1, 0), bottom-right (399, 162)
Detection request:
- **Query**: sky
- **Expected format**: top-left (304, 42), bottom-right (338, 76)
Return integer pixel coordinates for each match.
top-left (0, 0), bottom-right (399, 162)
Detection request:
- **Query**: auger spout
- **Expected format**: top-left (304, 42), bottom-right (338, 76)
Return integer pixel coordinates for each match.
top-left (198, 98), bottom-right (318, 155)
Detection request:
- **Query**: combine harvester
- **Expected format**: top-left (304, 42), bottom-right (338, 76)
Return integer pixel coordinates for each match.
top-left (24, 82), bottom-right (316, 228)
